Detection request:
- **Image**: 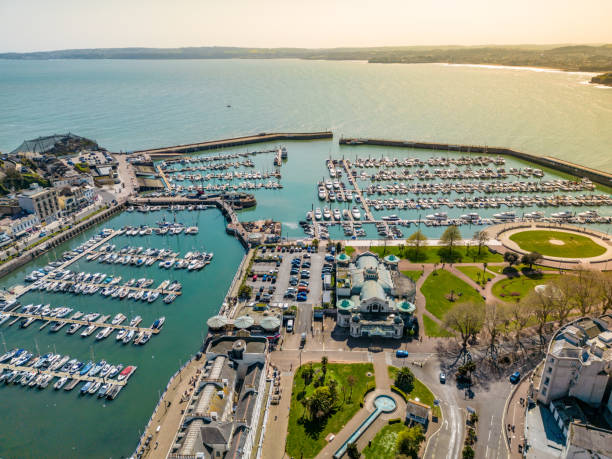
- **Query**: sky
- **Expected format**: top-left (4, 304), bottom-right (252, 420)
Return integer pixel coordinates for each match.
top-left (0, 0), bottom-right (611, 52)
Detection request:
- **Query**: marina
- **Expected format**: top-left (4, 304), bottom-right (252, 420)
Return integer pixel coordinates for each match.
top-left (0, 347), bottom-right (137, 400)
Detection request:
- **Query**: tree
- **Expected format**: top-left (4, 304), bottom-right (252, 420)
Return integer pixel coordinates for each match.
top-left (504, 252), bottom-right (519, 267)
top-left (548, 278), bottom-right (572, 326)
top-left (440, 225), bottom-right (462, 257)
top-left (346, 442), bottom-right (360, 459)
top-left (473, 230), bottom-right (489, 255)
top-left (508, 299), bottom-right (531, 351)
top-left (321, 356), bottom-right (328, 376)
top-left (336, 241), bottom-right (343, 253)
top-left (523, 290), bottom-right (555, 348)
top-left (346, 374), bottom-right (356, 401)
top-left (521, 252), bottom-right (542, 270)
top-left (238, 284), bottom-right (252, 299)
top-left (597, 271), bottom-right (612, 315)
top-left (397, 425), bottom-right (425, 457)
top-left (328, 378), bottom-right (339, 404)
top-left (407, 230), bottom-right (428, 261)
top-left (483, 302), bottom-right (508, 358)
top-left (443, 302), bottom-right (485, 352)
top-left (457, 361), bottom-right (476, 382)
top-left (567, 268), bottom-right (601, 317)
top-left (301, 363), bottom-right (314, 385)
top-left (306, 386), bottom-right (335, 419)
top-left (395, 367), bottom-right (415, 393)
top-left (462, 445), bottom-right (475, 459)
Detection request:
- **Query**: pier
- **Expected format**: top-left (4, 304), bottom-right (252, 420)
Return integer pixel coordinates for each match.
top-left (339, 137), bottom-right (612, 188)
top-left (341, 158), bottom-right (374, 221)
top-left (3, 311), bottom-right (160, 334)
top-left (0, 362), bottom-right (130, 386)
top-left (133, 131), bottom-right (332, 159)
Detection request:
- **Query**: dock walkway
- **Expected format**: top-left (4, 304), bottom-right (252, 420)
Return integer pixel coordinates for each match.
top-left (4, 311), bottom-right (159, 334)
top-left (0, 362), bottom-right (129, 386)
top-left (341, 159), bottom-right (374, 221)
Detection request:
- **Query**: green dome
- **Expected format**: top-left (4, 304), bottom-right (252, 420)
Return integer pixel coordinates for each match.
top-left (338, 299), bottom-right (355, 310)
top-left (397, 301), bottom-right (416, 314)
top-left (384, 254), bottom-right (399, 263)
top-left (337, 253), bottom-right (350, 262)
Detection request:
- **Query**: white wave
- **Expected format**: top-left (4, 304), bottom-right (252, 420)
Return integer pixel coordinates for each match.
top-left (283, 221), bottom-right (299, 230)
top-left (437, 62), bottom-right (596, 76)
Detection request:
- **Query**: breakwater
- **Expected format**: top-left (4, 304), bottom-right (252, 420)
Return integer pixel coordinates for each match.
top-left (339, 138), bottom-right (612, 188)
top-left (133, 131), bottom-right (333, 159)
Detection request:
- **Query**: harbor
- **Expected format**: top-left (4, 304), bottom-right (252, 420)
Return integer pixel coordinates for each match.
top-left (0, 347), bottom-right (137, 400)
top-left (0, 206), bottom-right (245, 458)
top-left (0, 138), bottom-right (611, 457)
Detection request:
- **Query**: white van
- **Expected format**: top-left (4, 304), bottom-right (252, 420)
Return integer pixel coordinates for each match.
top-left (286, 319), bottom-right (294, 333)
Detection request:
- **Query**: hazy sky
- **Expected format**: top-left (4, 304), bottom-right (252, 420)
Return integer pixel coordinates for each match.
top-left (0, 0), bottom-right (610, 52)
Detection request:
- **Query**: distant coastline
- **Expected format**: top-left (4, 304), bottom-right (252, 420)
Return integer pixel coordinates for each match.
top-left (1, 44), bottom-right (612, 72)
top-left (590, 72), bottom-right (612, 86)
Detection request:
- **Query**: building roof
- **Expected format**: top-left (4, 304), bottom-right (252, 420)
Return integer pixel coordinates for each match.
top-left (406, 399), bottom-right (430, 420)
top-left (567, 422), bottom-right (612, 456)
top-left (200, 423), bottom-right (233, 447)
top-left (360, 280), bottom-right (386, 301)
top-left (355, 253), bottom-right (379, 270)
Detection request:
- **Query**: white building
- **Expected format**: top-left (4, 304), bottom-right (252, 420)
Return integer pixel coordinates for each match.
top-left (17, 184), bottom-right (60, 224)
top-left (535, 316), bottom-right (612, 408)
top-left (0, 213), bottom-right (40, 238)
top-left (336, 252), bottom-right (416, 339)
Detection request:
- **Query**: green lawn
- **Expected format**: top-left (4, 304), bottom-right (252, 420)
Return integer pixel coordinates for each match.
top-left (509, 230), bottom-right (606, 258)
top-left (370, 245), bottom-right (503, 264)
top-left (456, 266), bottom-right (491, 286)
top-left (362, 422), bottom-right (407, 459)
top-left (388, 367), bottom-right (441, 418)
top-left (401, 270), bottom-right (423, 283)
top-left (423, 314), bottom-right (454, 337)
top-left (286, 362), bottom-right (375, 458)
top-left (345, 246), bottom-right (356, 256)
top-left (421, 270), bottom-right (484, 320)
top-left (492, 273), bottom-right (560, 301)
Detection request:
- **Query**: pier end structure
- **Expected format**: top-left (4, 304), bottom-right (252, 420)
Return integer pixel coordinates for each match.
top-left (132, 131), bottom-right (333, 160)
top-left (339, 137), bottom-right (612, 189)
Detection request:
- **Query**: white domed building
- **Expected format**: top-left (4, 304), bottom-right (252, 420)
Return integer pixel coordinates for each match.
top-left (336, 251), bottom-right (416, 339)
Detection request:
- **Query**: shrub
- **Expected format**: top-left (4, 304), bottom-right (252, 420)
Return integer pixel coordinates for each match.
top-left (388, 418), bottom-right (402, 424)
top-left (391, 385), bottom-right (408, 402)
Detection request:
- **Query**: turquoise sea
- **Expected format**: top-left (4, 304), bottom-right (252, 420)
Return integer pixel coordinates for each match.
top-left (0, 59), bottom-right (611, 457)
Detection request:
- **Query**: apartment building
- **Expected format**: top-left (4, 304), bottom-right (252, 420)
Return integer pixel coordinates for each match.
top-left (17, 185), bottom-right (60, 224)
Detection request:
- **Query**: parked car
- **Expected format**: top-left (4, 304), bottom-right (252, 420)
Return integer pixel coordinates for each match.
top-left (439, 372), bottom-right (446, 384)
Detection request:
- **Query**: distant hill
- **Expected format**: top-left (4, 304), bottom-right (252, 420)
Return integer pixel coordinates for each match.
top-left (1, 44), bottom-right (611, 72)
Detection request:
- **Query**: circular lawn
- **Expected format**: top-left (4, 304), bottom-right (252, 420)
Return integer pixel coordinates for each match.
top-left (508, 230), bottom-right (606, 258)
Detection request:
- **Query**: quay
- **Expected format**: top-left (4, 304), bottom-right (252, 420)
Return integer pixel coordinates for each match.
top-left (339, 137), bottom-right (612, 188)
top-left (341, 158), bottom-right (374, 221)
top-left (0, 362), bottom-right (131, 386)
top-left (129, 196), bottom-right (253, 249)
top-left (133, 131), bottom-right (333, 159)
top-left (3, 311), bottom-right (160, 334)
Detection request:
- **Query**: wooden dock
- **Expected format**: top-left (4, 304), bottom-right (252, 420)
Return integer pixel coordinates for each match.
top-left (15, 230), bottom-right (119, 299)
top-left (4, 311), bottom-right (160, 334)
top-left (0, 362), bottom-right (131, 386)
top-left (341, 159), bottom-right (374, 221)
